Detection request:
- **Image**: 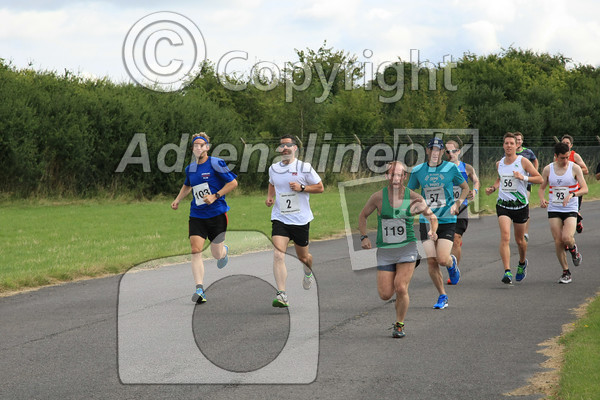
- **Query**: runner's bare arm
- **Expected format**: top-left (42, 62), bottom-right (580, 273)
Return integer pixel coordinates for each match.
top-left (358, 191), bottom-right (382, 249)
top-left (574, 153), bottom-right (589, 175)
top-left (485, 162), bottom-right (500, 195)
top-left (572, 164), bottom-right (588, 197)
top-left (204, 179), bottom-right (238, 205)
top-left (265, 183), bottom-right (275, 207)
top-left (409, 191), bottom-right (438, 241)
top-left (289, 181), bottom-right (324, 193)
top-left (538, 165), bottom-right (550, 208)
top-left (466, 163), bottom-right (481, 200)
top-left (514, 158), bottom-right (543, 184)
top-left (171, 185), bottom-right (192, 210)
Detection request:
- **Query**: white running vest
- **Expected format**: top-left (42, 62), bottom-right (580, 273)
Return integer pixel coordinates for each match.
top-left (548, 161), bottom-right (579, 213)
top-left (497, 155), bottom-right (528, 209)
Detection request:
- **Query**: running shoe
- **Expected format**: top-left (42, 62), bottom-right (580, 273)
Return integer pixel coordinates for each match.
top-left (559, 271), bottom-right (572, 284)
top-left (392, 322), bottom-right (406, 338)
top-left (502, 270), bottom-right (513, 285)
top-left (433, 294), bottom-right (448, 309)
top-left (576, 217), bottom-right (583, 234)
top-left (217, 245), bottom-right (229, 269)
top-left (447, 278), bottom-right (453, 285)
top-left (447, 255), bottom-right (460, 285)
top-left (272, 291), bottom-right (289, 308)
top-left (191, 287), bottom-right (207, 304)
top-left (302, 272), bottom-right (314, 290)
top-left (515, 259), bottom-right (528, 282)
top-left (569, 245), bottom-right (582, 266)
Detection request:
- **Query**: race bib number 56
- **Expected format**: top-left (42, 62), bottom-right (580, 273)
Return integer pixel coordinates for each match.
top-left (500, 175), bottom-right (517, 193)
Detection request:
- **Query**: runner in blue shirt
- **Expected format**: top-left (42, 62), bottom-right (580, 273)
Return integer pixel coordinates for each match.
top-left (407, 137), bottom-right (469, 309)
top-left (171, 132), bottom-right (238, 304)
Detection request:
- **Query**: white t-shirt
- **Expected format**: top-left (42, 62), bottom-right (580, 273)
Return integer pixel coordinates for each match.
top-left (268, 159), bottom-right (322, 225)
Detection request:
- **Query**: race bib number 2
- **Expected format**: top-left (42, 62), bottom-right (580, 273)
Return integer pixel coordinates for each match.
top-left (192, 183), bottom-right (211, 205)
top-left (280, 192), bottom-right (300, 214)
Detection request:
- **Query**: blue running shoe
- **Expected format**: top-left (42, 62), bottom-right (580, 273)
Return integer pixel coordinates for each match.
top-left (392, 322), bottom-right (406, 338)
top-left (447, 255), bottom-right (460, 285)
top-left (502, 270), bottom-right (513, 284)
top-left (191, 287), bottom-right (206, 304)
top-left (515, 259), bottom-right (527, 282)
top-left (217, 245), bottom-right (229, 269)
top-left (433, 294), bottom-right (448, 309)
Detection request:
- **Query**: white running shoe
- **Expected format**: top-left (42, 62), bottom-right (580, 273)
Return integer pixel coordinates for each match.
top-left (302, 273), bottom-right (314, 290)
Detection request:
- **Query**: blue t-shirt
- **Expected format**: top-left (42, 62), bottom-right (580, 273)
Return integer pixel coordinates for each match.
top-left (407, 161), bottom-right (465, 224)
top-left (184, 157), bottom-right (237, 219)
top-left (457, 161), bottom-right (469, 207)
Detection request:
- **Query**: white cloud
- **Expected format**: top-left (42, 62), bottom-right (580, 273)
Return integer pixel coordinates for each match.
top-left (462, 20), bottom-right (500, 54)
top-left (2, 0), bottom-right (600, 85)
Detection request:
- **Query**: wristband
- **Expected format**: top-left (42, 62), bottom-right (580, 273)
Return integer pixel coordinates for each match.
top-left (215, 192), bottom-right (221, 199)
top-left (360, 235), bottom-right (368, 241)
top-left (523, 176), bottom-right (529, 182)
top-left (474, 188), bottom-right (478, 194)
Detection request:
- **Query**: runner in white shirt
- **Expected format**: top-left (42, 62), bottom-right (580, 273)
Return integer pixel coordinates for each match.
top-left (538, 142), bottom-right (587, 283)
top-left (266, 135), bottom-right (324, 307)
top-left (485, 132), bottom-right (542, 284)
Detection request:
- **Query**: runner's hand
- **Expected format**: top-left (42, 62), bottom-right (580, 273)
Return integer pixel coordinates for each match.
top-left (540, 198), bottom-right (548, 208)
top-left (485, 186), bottom-right (495, 195)
top-left (563, 193), bottom-right (574, 208)
top-left (361, 238), bottom-right (372, 250)
top-left (171, 200), bottom-right (179, 210)
top-left (428, 230), bottom-right (438, 241)
top-left (513, 171), bottom-right (525, 180)
top-left (203, 194), bottom-right (216, 205)
top-left (450, 203), bottom-right (460, 215)
top-left (265, 197), bottom-right (274, 207)
top-left (289, 182), bottom-right (302, 192)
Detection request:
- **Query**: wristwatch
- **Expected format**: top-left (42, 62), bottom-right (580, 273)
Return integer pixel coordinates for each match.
top-left (300, 184), bottom-right (306, 192)
top-left (360, 235), bottom-right (368, 241)
top-left (215, 192), bottom-right (221, 199)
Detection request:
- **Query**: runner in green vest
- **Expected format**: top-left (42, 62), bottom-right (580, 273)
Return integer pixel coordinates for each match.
top-left (359, 161), bottom-right (438, 338)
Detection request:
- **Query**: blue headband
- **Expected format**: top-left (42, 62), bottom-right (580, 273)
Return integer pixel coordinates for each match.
top-left (193, 136), bottom-right (208, 144)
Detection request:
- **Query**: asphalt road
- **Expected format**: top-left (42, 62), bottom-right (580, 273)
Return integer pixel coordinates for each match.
top-left (2, 201), bottom-right (600, 400)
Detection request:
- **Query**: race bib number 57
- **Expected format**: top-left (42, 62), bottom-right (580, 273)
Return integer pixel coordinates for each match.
top-left (424, 186), bottom-right (446, 208)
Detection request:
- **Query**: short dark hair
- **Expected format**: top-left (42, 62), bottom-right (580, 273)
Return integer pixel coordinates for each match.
top-left (561, 134), bottom-right (574, 144)
top-left (554, 142), bottom-right (570, 156)
top-left (513, 131), bottom-right (523, 139)
top-left (279, 134), bottom-right (297, 144)
top-left (503, 132), bottom-right (516, 142)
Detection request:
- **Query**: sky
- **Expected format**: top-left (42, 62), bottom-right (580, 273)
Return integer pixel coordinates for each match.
top-left (1, 0), bottom-right (600, 87)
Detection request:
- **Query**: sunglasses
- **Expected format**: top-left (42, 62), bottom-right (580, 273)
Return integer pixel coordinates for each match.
top-left (445, 149), bottom-right (459, 154)
top-left (278, 143), bottom-right (296, 148)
